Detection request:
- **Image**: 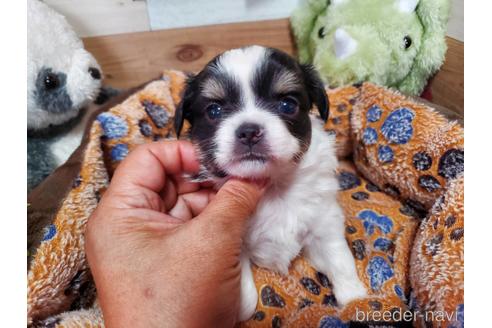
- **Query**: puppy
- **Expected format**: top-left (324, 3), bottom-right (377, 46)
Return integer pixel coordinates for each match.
top-left (175, 46), bottom-right (367, 321)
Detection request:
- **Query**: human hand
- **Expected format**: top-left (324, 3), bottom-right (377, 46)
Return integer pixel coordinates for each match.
top-left (85, 140), bottom-right (264, 328)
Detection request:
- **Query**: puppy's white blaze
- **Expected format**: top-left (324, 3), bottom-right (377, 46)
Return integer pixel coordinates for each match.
top-left (215, 106), bottom-right (300, 178)
top-left (216, 45), bottom-right (266, 103)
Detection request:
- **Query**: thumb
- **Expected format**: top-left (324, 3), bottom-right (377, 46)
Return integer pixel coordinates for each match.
top-left (197, 179), bottom-right (264, 237)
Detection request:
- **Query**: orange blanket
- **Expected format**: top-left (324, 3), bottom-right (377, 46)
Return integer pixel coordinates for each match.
top-left (27, 71), bottom-right (464, 328)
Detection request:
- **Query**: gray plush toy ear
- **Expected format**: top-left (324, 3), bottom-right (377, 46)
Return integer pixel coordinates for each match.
top-left (301, 64), bottom-right (329, 122)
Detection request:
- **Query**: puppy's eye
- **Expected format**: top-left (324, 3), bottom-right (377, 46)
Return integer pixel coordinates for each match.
top-left (206, 103), bottom-right (222, 120)
top-left (318, 27), bottom-right (326, 39)
top-left (403, 36), bottom-right (412, 49)
top-left (44, 73), bottom-right (60, 90)
top-left (278, 97), bottom-right (298, 115)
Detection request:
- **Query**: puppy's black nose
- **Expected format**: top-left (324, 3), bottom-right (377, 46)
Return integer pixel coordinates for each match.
top-left (88, 67), bottom-right (101, 80)
top-left (236, 123), bottom-right (264, 146)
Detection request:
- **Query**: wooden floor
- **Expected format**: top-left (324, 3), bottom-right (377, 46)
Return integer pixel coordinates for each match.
top-left (83, 18), bottom-right (464, 116)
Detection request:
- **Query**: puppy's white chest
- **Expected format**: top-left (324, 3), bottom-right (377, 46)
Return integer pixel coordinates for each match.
top-left (245, 191), bottom-right (310, 273)
top-left (243, 118), bottom-right (340, 274)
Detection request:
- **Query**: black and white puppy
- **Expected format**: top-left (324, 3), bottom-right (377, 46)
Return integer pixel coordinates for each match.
top-left (175, 46), bottom-right (367, 320)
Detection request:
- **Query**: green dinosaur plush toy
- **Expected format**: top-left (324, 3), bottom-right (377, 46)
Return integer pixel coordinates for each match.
top-left (291, 0), bottom-right (450, 95)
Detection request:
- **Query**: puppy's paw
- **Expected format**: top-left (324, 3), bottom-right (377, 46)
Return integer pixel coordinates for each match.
top-left (333, 279), bottom-right (367, 307)
top-left (238, 283), bottom-right (258, 321)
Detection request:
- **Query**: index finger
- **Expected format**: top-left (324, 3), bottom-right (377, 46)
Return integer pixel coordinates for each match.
top-left (109, 140), bottom-right (200, 193)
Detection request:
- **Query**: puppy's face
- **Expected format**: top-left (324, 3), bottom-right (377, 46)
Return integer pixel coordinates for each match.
top-left (175, 46), bottom-right (329, 180)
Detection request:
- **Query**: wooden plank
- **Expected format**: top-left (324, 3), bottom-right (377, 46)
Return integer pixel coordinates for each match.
top-left (83, 18), bottom-right (463, 115)
top-left (83, 19), bottom-right (295, 88)
top-left (430, 37), bottom-right (464, 116)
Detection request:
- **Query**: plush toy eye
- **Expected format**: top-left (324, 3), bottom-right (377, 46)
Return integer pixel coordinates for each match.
top-left (88, 67), bottom-right (101, 80)
top-left (278, 97), bottom-right (298, 115)
top-left (44, 72), bottom-right (59, 90)
top-left (318, 27), bottom-right (326, 39)
top-left (403, 36), bottom-right (412, 49)
top-left (206, 103), bottom-right (222, 120)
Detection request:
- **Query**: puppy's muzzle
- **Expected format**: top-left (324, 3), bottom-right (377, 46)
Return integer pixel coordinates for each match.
top-left (236, 123), bottom-right (264, 147)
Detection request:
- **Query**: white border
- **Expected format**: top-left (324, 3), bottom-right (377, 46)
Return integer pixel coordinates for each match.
top-left (465, 1), bottom-right (490, 327)
top-left (0, 0), bottom-right (27, 326)
top-left (0, 1), bottom-right (473, 326)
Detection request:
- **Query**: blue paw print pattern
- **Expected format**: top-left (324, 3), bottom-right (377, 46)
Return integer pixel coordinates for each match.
top-left (408, 292), bottom-right (418, 311)
top-left (366, 105), bottom-right (382, 122)
top-left (362, 127), bottom-right (378, 145)
top-left (143, 100), bottom-right (169, 128)
top-left (319, 316), bottom-right (348, 328)
top-left (374, 238), bottom-right (393, 252)
top-left (456, 304), bottom-right (464, 328)
top-left (42, 224), bottom-right (57, 241)
top-left (97, 112), bottom-right (128, 139)
top-left (111, 143), bottom-right (129, 161)
top-left (448, 303), bottom-right (464, 328)
top-left (377, 145), bottom-right (394, 163)
top-left (381, 108), bottom-right (415, 144)
top-left (394, 284), bottom-right (405, 301)
top-left (357, 210), bottom-right (393, 235)
top-left (367, 256), bottom-right (394, 291)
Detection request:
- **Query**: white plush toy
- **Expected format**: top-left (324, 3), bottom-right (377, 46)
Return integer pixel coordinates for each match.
top-left (27, 0), bottom-right (105, 191)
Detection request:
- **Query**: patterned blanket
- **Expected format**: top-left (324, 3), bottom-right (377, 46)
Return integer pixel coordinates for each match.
top-left (27, 70), bottom-right (464, 328)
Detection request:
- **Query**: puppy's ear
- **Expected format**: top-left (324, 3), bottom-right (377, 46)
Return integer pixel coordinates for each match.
top-left (301, 64), bottom-right (329, 122)
top-left (175, 75), bottom-right (195, 138)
